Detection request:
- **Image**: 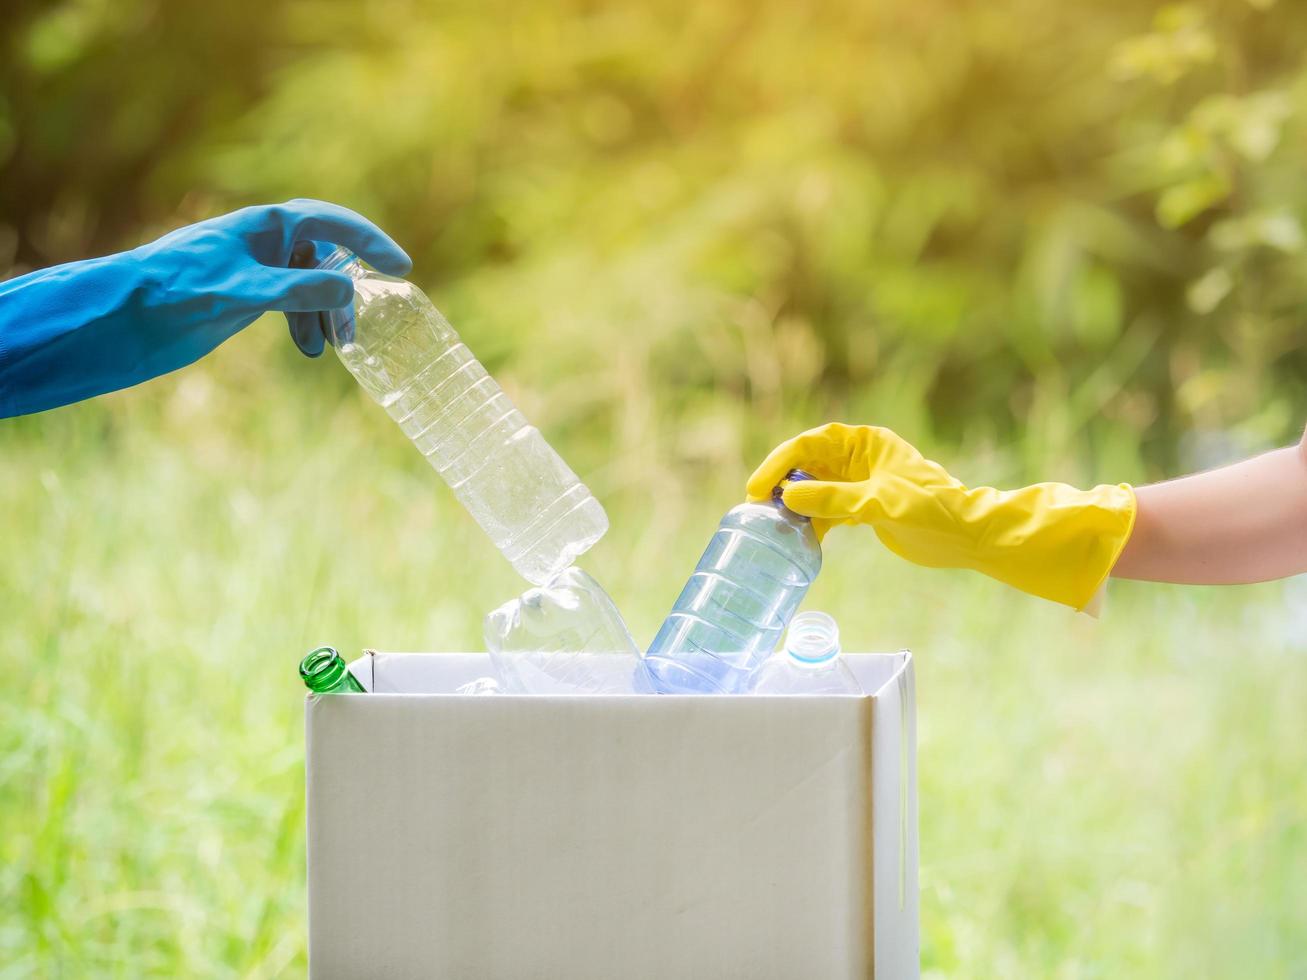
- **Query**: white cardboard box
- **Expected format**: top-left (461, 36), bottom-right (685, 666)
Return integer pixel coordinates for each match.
top-left (305, 652), bottom-right (918, 979)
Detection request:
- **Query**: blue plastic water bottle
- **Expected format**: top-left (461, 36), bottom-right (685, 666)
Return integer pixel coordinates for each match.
top-left (645, 469), bottom-right (822, 693)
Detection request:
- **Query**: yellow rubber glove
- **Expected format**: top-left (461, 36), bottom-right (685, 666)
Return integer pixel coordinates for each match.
top-left (747, 423), bottom-right (1137, 611)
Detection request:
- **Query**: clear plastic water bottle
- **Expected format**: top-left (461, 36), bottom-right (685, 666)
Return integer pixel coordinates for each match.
top-left (318, 247), bottom-right (608, 585)
top-left (645, 470), bottom-right (822, 693)
top-left (749, 612), bottom-right (862, 695)
top-left (484, 567), bottom-right (652, 694)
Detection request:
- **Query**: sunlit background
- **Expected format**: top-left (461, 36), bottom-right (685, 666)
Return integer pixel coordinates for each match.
top-left (3, 0), bottom-right (1307, 975)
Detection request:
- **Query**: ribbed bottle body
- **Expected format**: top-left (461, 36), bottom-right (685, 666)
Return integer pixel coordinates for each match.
top-left (325, 252), bottom-right (607, 585)
top-left (645, 500), bottom-right (821, 693)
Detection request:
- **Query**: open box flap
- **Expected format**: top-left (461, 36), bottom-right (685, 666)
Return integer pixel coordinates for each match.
top-left (347, 651), bottom-right (911, 697)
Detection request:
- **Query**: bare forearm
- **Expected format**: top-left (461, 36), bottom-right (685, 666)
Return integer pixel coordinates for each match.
top-left (1111, 444), bottom-right (1307, 585)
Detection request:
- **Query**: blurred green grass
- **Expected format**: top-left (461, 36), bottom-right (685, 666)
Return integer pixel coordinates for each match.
top-left (2, 329), bottom-right (1306, 976)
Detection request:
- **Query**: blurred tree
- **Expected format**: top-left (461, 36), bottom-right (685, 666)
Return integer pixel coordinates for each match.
top-left (4, 0), bottom-right (1307, 478)
top-left (0, 0), bottom-right (298, 270)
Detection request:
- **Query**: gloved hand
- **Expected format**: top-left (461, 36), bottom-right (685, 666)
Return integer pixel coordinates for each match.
top-left (747, 423), bottom-right (1137, 610)
top-left (285, 238), bottom-right (362, 357)
top-left (0, 199), bottom-right (410, 418)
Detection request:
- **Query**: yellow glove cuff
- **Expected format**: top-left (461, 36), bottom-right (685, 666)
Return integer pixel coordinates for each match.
top-left (871, 481), bottom-right (1137, 611)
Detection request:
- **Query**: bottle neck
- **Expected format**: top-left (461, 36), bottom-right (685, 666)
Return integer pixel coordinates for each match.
top-left (316, 246), bottom-right (366, 280)
top-left (300, 647), bottom-right (364, 693)
top-left (788, 651), bottom-right (839, 671)
top-left (784, 611), bottom-right (841, 668)
top-left (771, 468), bottom-right (816, 521)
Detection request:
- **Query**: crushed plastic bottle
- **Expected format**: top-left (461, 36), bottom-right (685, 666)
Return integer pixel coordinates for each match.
top-left (749, 612), bottom-right (862, 695)
top-left (645, 470), bottom-right (822, 693)
top-left (484, 567), bottom-right (651, 694)
top-left (319, 247), bottom-right (608, 585)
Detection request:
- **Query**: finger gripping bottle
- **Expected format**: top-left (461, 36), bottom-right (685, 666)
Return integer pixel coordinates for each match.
top-left (645, 470), bottom-right (822, 693)
top-left (318, 247), bottom-right (608, 585)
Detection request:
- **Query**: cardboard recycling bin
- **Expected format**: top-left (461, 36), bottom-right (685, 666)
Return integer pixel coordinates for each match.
top-left (305, 651), bottom-right (919, 979)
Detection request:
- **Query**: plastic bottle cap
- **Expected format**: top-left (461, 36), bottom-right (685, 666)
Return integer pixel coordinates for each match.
top-left (771, 468), bottom-right (816, 503)
top-left (785, 611), bottom-right (841, 664)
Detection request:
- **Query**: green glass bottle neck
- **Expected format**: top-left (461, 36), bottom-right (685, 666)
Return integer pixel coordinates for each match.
top-left (300, 647), bottom-right (365, 694)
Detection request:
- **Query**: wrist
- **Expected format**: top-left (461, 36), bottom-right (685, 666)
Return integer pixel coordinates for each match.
top-left (967, 481), bottom-right (1137, 609)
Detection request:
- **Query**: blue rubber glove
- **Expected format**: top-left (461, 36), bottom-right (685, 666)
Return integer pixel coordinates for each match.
top-left (286, 238), bottom-right (360, 356)
top-left (0, 199), bottom-right (411, 418)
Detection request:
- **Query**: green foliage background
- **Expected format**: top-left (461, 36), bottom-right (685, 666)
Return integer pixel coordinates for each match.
top-left (2, 0), bottom-right (1307, 975)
